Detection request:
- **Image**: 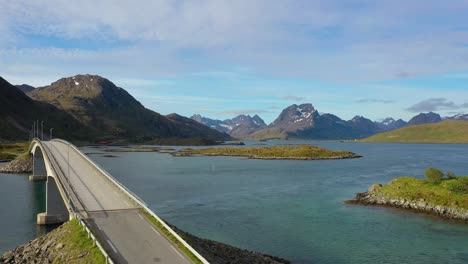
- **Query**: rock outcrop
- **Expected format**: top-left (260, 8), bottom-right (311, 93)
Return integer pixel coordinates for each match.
top-left (347, 189), bottom-right (468, 222)
top-left (0, 153), bottom-right (32, 174)
top-left (0, 220), bottom-right (103, 264)
top-left (172, 225), bottom-right (290, 264)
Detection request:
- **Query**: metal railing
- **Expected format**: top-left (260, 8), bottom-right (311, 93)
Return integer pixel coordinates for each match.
top-left (32, 139), bottom-right (114, 263)
top-left (51, 139), bottom-right (210, 264)
top-left (76, 213), bottom-right (114, 264)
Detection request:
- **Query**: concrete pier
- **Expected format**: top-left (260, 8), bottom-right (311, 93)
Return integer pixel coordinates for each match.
top-left (37, 176), bottom-right (69, 225)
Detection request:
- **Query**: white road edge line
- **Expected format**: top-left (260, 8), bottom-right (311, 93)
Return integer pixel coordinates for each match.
top-left (151, 227), bottom-right (161, 236)
top-left (107, 240), bottom-right (118, 253)
top-left (138, 214), bottom-right (144, 221)
top-left (170, 245), bottom-right (185, 260)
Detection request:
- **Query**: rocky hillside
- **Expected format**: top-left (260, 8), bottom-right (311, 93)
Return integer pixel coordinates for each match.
top-left (0, 76), bottom-right (95, 141)
top-left (28, 75), bottom-right (230, 142)
top-left (191, 114), bottom-right (267, 138)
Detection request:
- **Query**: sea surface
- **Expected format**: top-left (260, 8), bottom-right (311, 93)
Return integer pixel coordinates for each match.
top-left (1, 141), bottom-right (468, 263)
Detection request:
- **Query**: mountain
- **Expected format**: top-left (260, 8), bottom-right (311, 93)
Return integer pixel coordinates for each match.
top-left (248, 103), bottom-right (383, 140)
top-left (28, 74), bottom-right (230, 142)
top-left (375, 117), bottom-right (408, 131)
top-left (0, 77), bottom-right (94, 141)
top-left (448, 114), bottom-right (468, 121)
top-left (190, 114), bottom-right (266, 138)
top-left (408, 112), bottom-right (441, 126)
top-left (362, 120), bottom-right (468, 143)
top-left (15, 84), bottom-right (35, 93)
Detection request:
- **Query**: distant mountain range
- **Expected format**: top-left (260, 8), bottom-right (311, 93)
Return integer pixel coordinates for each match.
top-left (190, 114), bottom-right (266, 138)
top-left (1, 75), bottom-right (230, 143)
top-left (192, 104), bottom-right (466, 140)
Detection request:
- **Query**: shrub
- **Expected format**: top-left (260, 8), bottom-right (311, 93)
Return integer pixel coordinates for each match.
top-left (425, 167), bottom-right (444, 183)
top-left (446, 171), bottom-right (457, 179)
top-left (444, 177), bottom-right (468, 194)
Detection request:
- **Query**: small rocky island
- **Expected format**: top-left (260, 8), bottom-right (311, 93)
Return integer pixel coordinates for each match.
top-left (347, 168), bottom-right (468, 222)
top-left (173, 145), bottom-right (361, 160)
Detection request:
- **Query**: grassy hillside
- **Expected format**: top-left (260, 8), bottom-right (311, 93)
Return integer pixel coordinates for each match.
top-left (0, 142), bottom-right (29, 160)
top-left (362, 120), bottom-right (468, 143)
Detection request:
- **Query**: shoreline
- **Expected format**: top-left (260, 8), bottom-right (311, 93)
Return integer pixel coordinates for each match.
top-left (346, 191), bottom-right (468, 222)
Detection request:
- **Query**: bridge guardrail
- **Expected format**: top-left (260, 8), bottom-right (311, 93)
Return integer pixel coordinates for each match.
top-left (33, 139), bottom-right (114, 263)
top-left (52, 139), bottom-right (210, 264)
top-left (76, 213), bottom-right (114, 264)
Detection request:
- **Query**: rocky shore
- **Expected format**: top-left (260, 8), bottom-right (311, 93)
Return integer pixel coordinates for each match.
top-left (171, 224), bottom-right (290, 264)
top-left (347, 184), bottom-right (468, 222)
top-left (0, 153), bottom-right (32, 174)
top-left (1, 221), bottom-right (290, 264)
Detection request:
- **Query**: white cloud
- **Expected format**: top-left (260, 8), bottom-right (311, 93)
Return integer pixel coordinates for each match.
top-left (1, 0), bottom-right (468, 81)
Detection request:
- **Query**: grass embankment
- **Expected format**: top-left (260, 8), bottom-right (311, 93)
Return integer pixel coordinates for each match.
top-left (362, 120), bottom-right (468, 143)
top-left (0, 142), bottom-right (29, 160)
top-left (373, 176), bottom-right (468, 210)
top-left (1, 219), bottom-right (106, 263)
top-left (54, 219), bottom-right (106, 264)
top-left (142, 211), bottom-right (203, 264)
top-left (175, 145), bottom-right (360, 160)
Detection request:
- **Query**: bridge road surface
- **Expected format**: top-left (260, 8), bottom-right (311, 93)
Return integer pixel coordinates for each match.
top-left (44, 141), bottom-right (192, 264)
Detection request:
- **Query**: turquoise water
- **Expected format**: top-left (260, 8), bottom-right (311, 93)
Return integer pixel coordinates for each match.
top-left (0, 168), bottom-right (54, 253)
top-left (1, 142), bottom-right (468, 263)
top-left (86, 141), bottom-right (468, 264)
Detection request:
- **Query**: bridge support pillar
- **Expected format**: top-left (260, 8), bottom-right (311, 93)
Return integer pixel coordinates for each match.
top-left (31, 149), bottom-right (47, 181)
top-left (37, 176), bottom-right (70, 225)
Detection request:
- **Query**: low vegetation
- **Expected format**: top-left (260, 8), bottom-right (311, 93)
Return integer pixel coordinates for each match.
top-left (0, 142), bottom-right (29, 160)
top-left (54, 219), bottom-right (107, 264)
top-left (175, 145), bottom-right (360, 160)
top-left (361, 120), bottom-right (468, 143)
top-left (373, 169), bottom-right (468, 210)
top-left (1, 219), bottom-right (106, 264)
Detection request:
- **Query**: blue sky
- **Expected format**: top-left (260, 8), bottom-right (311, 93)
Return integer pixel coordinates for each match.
top-left (1, 0), bottom-right (468, 123)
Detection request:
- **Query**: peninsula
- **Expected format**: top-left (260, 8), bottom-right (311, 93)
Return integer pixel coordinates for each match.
top-left (347, 168), bottom-right (468, 221)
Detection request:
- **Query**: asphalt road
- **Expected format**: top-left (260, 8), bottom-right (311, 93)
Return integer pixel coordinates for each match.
top-left (43, 140), bottom-right (193, 264)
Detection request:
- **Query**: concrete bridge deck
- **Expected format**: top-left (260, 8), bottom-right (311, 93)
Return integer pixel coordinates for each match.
top-left (33, 139), bottom-right (197, 264)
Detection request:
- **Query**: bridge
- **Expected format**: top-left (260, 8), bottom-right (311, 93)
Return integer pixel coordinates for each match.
top-left (29, 139), bottom-right (209, 264)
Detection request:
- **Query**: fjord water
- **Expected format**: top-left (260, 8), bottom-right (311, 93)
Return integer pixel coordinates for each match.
top-left (87, 141), bottom-right (468, 264)
top-left (1, 142), bottom-right (468, 263)
top-left (0, 168), bottom-right (55, 253)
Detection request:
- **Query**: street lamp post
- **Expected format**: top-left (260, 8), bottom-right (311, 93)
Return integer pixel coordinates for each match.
top-left (41, 121), bottom-right (44, 140)
top-left (50, 128), bottom-right (54, 140)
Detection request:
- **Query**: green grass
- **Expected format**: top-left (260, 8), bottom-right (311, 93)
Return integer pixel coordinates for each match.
top-left (362, 120), bottom-right (468, 143)
top-left (0, 142), bottom-right (29, 160)
top-left (176, 145), bottom-right (358, 159)
top-left (142, 211), bottom-right (202, 264)
top-left (374, 176), bottom-right (468, 210)
top-left (53, 219), bottom-right (106, 264)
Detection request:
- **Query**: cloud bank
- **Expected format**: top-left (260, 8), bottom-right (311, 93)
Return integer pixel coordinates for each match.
top-left (406, 98), bottom-right (468, 113)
